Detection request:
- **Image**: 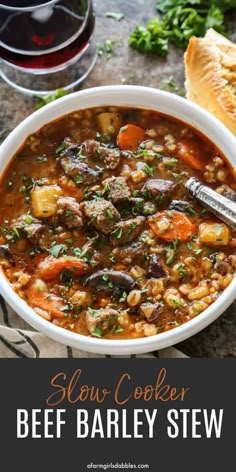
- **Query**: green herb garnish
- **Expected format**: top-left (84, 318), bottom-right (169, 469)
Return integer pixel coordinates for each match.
top-left (143, 164), bottom-right (154, 176)
top-left (37, 155), bottom-right (48, 163)
top-left (92, 326), bottom-right (104, 338)
top-left (55, 142), bottom-right (66, 155)
top-left (112, 227), bottom-right (123, 239)
top-left (35, 88), bottom-right (67, 110)
top-left (74, 176), bottom-right (84, 184)
top-left (105, 11), bottom-right (124, 21)
top-left (49, 244), bottom-right (67, 258)
top-left (129, 1), bottom-right (232, 57)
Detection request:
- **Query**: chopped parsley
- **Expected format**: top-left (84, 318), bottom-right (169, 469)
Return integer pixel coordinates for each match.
top-left (65, 210), bottom-right (73, 217)
top-left (74, 176), bottom-right (84, 184)
top-left (177, 264), bottom-right (187, 278)
top-left (112, 227), bottom-right (123, 239)
top-left (5, 227), bottom-right (21, 242)
top-left (55, 141), bottom-right (66, 155)
top-left (88, 307), bottom-right (101, 318)
top-left (161, 76), bottom-right (179, 93)
top-left (102, 273), bottom-right (109, 282)
top-left (111, 325), bottom-right (124, 334)
top-left (35, 88), bottom-right (67, 110)
top-left (25, 214), bottom-right (34, 224)
top-left (106, 208), bottom-right (114, 219)
top-left (193, 248), bottom-right (204, 256)
top-left (187, 242), bottom-right (193, 251)
top-left (143, 163), bottom-right (154, 176)
top-left (92, 326), bottom-right (104, 338)
top-left (97, 39), bottom-right (115, 59)
top-left (166, 249), bottom-right (175, 265)
top-left (186, 206), bottom-right (198, 216)
top-left (37, 155), bottom-right (48, 163)
top-left (49, 244), bottom-right (67, 258)
top-left (109, 253), bottom-right (116, 263)
top-left (119, 291), bottom-right (127, 302)
top-left (105, 11), bottom-right (124, 21)
top-left (166, 239), bottom-right (180, 265)
top-left (173, 298), bottom-right (187, 309)
top-left (128, 221), bottom-right (137, 235)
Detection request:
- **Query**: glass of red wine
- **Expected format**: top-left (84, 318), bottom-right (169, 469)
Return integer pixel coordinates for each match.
top-left (0, 1), bottom-right (97, 95)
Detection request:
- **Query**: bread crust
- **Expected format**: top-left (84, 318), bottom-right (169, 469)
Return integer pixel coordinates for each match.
top-left (184, 29), bottom-right (236, 135)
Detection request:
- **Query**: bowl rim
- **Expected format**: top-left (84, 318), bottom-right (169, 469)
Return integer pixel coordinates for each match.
top-left (0, 84), bottom-right (235, 355)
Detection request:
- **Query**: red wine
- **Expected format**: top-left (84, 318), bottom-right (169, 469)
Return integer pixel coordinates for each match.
top-left (0, 1), bottom-right (95, 70)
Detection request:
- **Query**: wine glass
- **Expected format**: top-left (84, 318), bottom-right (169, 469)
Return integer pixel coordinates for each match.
top-left (0, 0), bottom-right (97, 95)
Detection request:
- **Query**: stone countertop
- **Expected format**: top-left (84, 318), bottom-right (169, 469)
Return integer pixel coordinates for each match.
top-left (0, 0), bottom-right (235, 357)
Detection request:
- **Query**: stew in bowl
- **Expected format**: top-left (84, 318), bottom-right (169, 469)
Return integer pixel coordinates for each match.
top-left (0, 100), bottom-right (235, 342)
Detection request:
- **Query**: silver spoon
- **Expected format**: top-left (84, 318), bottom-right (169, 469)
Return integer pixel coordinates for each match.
top-left (185, 177), bottom-right (236, 231)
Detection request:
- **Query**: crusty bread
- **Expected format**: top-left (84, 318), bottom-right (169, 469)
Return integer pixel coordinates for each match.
top-left (184, 28), bottom-right (236, 135)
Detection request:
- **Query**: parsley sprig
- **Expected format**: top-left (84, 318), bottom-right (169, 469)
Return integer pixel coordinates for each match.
top-left (129, 0), bottom-right (235, 57)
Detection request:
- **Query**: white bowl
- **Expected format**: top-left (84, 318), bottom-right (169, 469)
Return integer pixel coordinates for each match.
top-left (0, 85), bottom-right (235, 355)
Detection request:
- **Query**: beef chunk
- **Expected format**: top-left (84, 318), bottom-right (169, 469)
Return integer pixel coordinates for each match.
top-left (83, 199), bottom-right (120, 234)
top-left (216, 184), bottom-right (236, 202)
top-left (143, 179), bottom-right (176, 197)
top-left (12, 215), bottom-right (45, 242)
top-left (61, 156), bottom-right (101, 185)
top-left (81, 139), bottom-right (121, 170)
top-left (86, 307), bottom-right (120, 336)
top-left (57, 197), bottom-right (84, 229)
top-left (112, 241), bottom-right (145, 263)
top-left (110, 216), bottom-right (145, 246)
top-left (103, 176), bottom-right (131, 204)
top-left (148, 254), bottom-right (167, 278)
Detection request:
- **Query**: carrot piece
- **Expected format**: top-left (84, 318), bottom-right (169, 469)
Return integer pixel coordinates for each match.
top-left (25, 284), bottom-right (65, 318)
top-left (177, 139), bottom-right (207, 171)
top-left (38, 256), bottom-right (86, 281)
top-left (148, 210), bottom-right (196, 242)
top-left (117, 124), bottom-right (146, 151)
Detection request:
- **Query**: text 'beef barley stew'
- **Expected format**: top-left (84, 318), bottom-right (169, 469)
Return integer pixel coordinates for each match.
top-left (0, 106), bottom-right (235, 339)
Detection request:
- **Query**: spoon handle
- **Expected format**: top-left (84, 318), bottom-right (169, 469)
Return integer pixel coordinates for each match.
top-left (185, 177), bottom-right (236, 230)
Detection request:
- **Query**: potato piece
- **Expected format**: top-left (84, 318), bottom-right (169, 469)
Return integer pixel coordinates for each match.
top-left (31, 185), bottom-right (63, 218)
top-left (199, 221), bottom-right (230, 246)
top-left (97, 112), bottom-right (122, 135)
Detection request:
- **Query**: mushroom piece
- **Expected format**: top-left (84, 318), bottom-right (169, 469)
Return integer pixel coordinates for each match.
top-left (148, 254), bottom-right (168, 278)
top-left (0, 244), bottom-right (10, 259)
top-left (169, 200), bottom-right (193, 213)
top-left (142, 179), bottom-right (176, 196)
top-left (87, 270), bottom-right (136, 292)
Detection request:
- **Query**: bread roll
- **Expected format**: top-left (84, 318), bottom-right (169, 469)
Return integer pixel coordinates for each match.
top-left (184, 29), bottom-right (236, 135)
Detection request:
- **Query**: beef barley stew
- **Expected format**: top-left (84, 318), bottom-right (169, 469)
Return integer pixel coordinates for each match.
top-left (0, 106), bottom-right (235, 340)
